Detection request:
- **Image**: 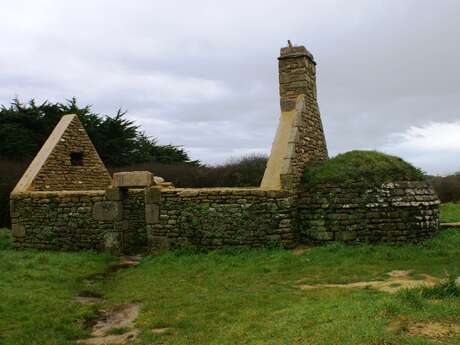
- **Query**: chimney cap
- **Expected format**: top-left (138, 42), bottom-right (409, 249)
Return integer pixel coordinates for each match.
top-left (279, 43), bottom-right (315, 64)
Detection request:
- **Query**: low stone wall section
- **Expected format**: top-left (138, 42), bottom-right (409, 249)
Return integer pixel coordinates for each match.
top-left (10, 188), bottom-right (297, 252)
top-left (10, 191), bottom-right (108, 251)
top-left (147, 188), bottom-right (296, 250)
top-left (10, 181), bottom-right (441, 252)
top-left (297, 181), bottom-right (440, 244)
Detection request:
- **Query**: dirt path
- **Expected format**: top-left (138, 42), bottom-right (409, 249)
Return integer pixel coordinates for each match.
top-left (76, 256), bottom-right (143, 345)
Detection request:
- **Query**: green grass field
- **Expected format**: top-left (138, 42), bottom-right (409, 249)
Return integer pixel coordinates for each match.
top-left (0, 204), bottom-right (459, 345)
top-left (440, 203), bottom-right (460, 223)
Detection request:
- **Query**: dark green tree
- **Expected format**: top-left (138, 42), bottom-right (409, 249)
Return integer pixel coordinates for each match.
top-left (0, 98), bottom-right (197, 166)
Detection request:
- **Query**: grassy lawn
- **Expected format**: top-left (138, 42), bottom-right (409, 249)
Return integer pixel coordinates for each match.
top-left (0, 228), bottom-right (115, 345)
top-left (0, 212), bottom-right (459, 344)
top-left (440, 202), bottom-right (460, 223)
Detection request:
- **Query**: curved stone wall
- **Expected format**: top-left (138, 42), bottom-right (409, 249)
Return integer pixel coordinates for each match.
top-left (297, 181), bottom-right (440, 244)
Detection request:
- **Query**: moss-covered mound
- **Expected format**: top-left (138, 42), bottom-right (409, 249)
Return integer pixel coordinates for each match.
top-left (303, 150), bottom-right (424, 187)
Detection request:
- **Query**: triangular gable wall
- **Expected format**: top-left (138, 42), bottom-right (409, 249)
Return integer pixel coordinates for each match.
top-left (13, 114), bottom-right (112, 193)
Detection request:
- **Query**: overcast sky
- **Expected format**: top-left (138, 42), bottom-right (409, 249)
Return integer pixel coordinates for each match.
top-left (1, 0), bottom-right (459, 175)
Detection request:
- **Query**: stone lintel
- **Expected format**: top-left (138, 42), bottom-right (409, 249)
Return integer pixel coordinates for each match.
top-left (113, 171), bottom-right (153, 188)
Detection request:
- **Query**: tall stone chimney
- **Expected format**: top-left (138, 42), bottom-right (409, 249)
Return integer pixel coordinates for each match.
top-left (261, 43), bottom-right (328, 190)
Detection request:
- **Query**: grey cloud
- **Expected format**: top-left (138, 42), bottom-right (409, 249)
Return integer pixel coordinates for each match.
top-left (1, 0), bottom-right (459, 172)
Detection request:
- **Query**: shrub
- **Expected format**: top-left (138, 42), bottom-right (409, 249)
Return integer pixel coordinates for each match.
top-left (111, 154), bottom-right (268, 188)
top-left (303, 150), bottom-right (425, 187)
top-left (430, 174), bottom-right (460, 202)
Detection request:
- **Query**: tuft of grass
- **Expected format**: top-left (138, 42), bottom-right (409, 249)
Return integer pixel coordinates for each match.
top-left (106, 327), bottom-right (130, 335)
top-left (303, 150), bottom-right (425, 187)
top-left (440, 202), bottom-right (460, 223)
top-left (416, 279), bottom-right (460, 299)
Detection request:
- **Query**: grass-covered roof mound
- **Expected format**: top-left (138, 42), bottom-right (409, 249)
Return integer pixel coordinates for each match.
top-left (303, 150), bottom-right (424, 187)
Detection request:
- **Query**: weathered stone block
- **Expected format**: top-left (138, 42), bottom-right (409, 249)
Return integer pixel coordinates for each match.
top-left (145, 187), bottom-right (161, 204)
top-left (93, 201), bottom-right (122, 221)
top-left (179, 190), bottom-right (198, 197)
top-left (12, 223), bottom-right (25, 237)
top-left (103, 232), bottom-right (121, 254)
top-left (145, 204), bottom-right (160, 224)
top-left (113, 171), bottom-right (153, 188)
top-left (336, 231), bottom-right (357, 241)
top-left (105, 187), bottom-right (124, 201)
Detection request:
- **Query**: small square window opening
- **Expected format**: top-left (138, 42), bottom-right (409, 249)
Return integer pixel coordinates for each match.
top-left (70, 152), bottom-right (84, 166)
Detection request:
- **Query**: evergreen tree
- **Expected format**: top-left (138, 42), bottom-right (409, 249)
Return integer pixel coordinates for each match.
top-left (0, 98), bottom-right (197, 166)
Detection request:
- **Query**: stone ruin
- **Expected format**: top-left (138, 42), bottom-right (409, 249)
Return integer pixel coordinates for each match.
top-left (10, 43), bottom-right (440, 254)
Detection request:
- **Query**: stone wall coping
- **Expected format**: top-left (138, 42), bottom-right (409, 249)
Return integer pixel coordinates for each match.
top-left (11, 190), bottom-right (106, 199)
top-left (11, 187), bottom-right (292, 199)
top-left (300, 180), bottom-right (432, 191)
top-left (160, 187), bottom-right (290, 197)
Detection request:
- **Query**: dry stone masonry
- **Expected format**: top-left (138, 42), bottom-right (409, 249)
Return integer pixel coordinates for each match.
top-left (298, 182), bottom-right (440, 244)
top-left (13, 114), bottom-right (112, 192)
top-left (262, 45), bottom-right (328, 190)
top-left (10, 43), bottom-right (440, 253)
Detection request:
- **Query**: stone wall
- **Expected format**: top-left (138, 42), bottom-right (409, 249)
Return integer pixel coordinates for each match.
top-left (10, 191), bottom-right (108, 251)
top-left (10, 181), bottom-right (441, 252)
top-left (10, 189), bottom-right (148, 253)
top-left (147, 188), bottom-right (296, 251)
top-left (10, 187), bottom-right (297, 253)
top-left (297, 181), bottom-right (440, 244)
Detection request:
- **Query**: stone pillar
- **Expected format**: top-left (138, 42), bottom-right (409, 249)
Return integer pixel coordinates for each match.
top-left (9, 197), bottom-right (25, 249)
top-left (144, 186), bottom-right (162, 249)
top-left (94, 187), bottom-right (124, 254)
top-left (261, 44), bottom-right (328, 191)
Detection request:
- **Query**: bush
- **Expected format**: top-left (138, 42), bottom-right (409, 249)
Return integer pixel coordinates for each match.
top-left (303, 150), bottom-right (425, 187)
top-left (111, 154), bottom-right (268, 188)
top-left (430, 174), bottom-right (460, 202)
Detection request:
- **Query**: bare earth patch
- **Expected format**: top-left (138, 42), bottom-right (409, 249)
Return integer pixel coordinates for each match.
top-left (77, 256), bottom-right (143, 344)
top-left (78, 304), bottom-right (141, 345)
top-left (152, 327), bottom-right (171, 335)
top-left (298, 270), bottom-right (438, 293)
top-left (75, 291), bottom-right (105, 305)
top-left (388, 318), bottom-right (460, 339)
top-left (292, 245), bottom-right (312, 256)
top-left (408, 321), bottom-right (460, 339)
